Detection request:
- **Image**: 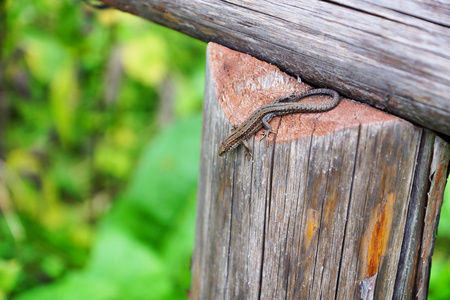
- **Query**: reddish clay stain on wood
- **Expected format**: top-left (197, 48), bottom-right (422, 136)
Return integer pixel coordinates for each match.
top-left (208, 43), bottom-right (308, 144)
top-left (208, 43), bottom-right (406, 142)
top-left (432, 162), bottom-right (445, 192)
top-left (360, 193), bottom-right (395, 277)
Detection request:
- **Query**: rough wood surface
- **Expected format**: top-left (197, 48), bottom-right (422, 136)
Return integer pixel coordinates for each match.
top-left (414, 137), bottom-right (450, 299)
top-left (101, 0), bottom-right (450, 136)
top-left (191, 43), bottom-right (450, 300)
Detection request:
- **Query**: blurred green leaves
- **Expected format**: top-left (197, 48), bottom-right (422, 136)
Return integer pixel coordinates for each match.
top-left (0, 259), bottom-right (21, 296)
top-left (22, 31), bottom-right (69, 83)
top-left (122, 35), bottom-right (169, 86)
top-left (14, 116), bottom-right (202, 300)
top-left (2, 0), bottom-right (205, 299)
top-left (429, 184), bottom-right (450, 300)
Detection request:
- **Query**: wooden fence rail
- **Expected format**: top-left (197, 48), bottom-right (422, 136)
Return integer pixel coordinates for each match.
top-left (102, 0), bottom-right (450, 136)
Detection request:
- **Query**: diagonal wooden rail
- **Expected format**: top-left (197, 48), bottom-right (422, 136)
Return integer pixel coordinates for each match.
top-left (101, 0), bottom-right (450, 136)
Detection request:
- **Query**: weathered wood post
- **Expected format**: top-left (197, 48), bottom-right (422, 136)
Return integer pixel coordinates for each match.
top-left (99, 1), bottom-right (450, 298)
top-left (190, 43), bottom-right (449, 299)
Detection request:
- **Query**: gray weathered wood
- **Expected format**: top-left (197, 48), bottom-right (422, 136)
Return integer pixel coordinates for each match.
top-left (190, 43), bottom-right (450, 300)
top-left (414, 136), bottom-right (450, 299)
top-left (101, 0), bottom-right (450, 136)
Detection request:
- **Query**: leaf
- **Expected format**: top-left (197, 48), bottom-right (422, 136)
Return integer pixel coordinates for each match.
top-left (121, 35), bottom-right (169, 87)
top-left (0, 260), bottom-right (21, 294)
top-left (125, 114), bottom-right (201, 225)
top-left (15, 115), bottom-right (202, 299)
top-left (49, 60), bottom-right (78, 146)
top-left (22, 31), bottom-right (68, 83)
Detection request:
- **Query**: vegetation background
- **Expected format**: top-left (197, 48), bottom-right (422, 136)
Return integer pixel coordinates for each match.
top-left (0, 1), bottom-right (449, 299)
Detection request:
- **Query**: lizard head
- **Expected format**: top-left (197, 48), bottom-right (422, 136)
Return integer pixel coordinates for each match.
top-left (218, 141), bottom-right (231, 156)
top-left (218, 136), bottom-right (240, 156)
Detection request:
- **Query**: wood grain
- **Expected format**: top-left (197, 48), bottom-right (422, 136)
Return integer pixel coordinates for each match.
top-left (191, 43), bottom-right (450, 300)
top-left (101, 0), bottom-right (450, 136)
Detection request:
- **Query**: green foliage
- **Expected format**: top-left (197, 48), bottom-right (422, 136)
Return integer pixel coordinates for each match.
top-left (14, 116), bottom-right (201, 300)
top-left (429, 183), bottom-right (450, 300)
top-left (1, 0), bottom-right (205, 299)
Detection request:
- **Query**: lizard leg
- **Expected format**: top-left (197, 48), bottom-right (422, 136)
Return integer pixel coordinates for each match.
top-left (242, 139), bottom-right (253, 157)
top-left (260, 114), bottom-right (276, 140)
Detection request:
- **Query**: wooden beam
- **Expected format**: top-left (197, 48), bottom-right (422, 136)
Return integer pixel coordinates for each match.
top-left (101, 0), bottom-right (450, 136)
top-left (191, 43), bottom-right (450, 299)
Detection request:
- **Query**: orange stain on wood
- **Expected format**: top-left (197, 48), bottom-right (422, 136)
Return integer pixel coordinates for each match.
top-left (360, 193), bottom-right (395, 277)
top-left (305, 209), bottom-right (320, 249)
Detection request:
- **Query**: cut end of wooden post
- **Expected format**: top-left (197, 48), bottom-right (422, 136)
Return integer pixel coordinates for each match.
top-left (208, 42), bottom-right (408, 142)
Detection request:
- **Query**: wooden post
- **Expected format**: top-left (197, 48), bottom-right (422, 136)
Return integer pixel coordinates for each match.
top-left (191, 43), bottom-right (450, 299)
